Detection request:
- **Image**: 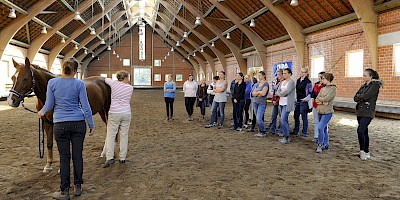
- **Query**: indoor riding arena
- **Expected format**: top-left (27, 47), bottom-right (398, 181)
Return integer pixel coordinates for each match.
top-left (0, 0), bottom-right (400, 199)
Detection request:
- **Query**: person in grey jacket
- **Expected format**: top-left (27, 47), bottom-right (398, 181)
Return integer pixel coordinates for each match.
top-left (276, 68), bottom-right (296, 144)
top-left (354, 69), bottom-right (383, 161)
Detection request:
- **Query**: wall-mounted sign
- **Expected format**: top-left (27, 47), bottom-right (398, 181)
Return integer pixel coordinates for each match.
top-left (273, 62), bottom-right (292, 77)
top-left (139, 25), bottom-right (146, 61)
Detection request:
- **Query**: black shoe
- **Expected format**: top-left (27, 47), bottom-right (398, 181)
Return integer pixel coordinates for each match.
top-left (74, 184), bottom-right (82, 196)
top-left (119, 160), bottom-right (126, 164)
top-left (101, 159), bottom-right (115, 168)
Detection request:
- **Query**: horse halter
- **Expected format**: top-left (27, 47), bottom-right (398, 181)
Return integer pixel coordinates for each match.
top-left (9, 68), bottom-right (35, 100)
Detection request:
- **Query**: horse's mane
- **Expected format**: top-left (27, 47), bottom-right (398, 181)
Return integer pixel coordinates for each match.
top-left (31, 64), bottom-right (59, 77)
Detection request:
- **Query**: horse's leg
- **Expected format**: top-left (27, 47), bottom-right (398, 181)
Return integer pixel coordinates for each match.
top-left (43, 121), bottom-right (53, 172)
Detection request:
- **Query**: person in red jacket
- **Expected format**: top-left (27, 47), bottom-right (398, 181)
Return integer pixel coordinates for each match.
top-left (311, 71), bottom-right (326, 142)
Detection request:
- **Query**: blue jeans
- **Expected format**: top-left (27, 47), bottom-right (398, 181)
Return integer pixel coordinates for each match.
top-left (280, 105), bottom-right (290, 137)
top-left (269, 104), bottom-right (280, 133)
top-left (293, 102), bottom-right (309, 136)
top-left (253, 102), bottom-right (267, 132)
top-left (318, 113), bottom-right (332, 146)
top-left (210, 101), bottom-right (226, 125)
top-left (233, 99), bottom-right (245, 129)
top-left (199, 100), bottom-right (206, 116)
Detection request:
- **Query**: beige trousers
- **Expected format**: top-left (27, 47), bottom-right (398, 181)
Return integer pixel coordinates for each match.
top-left (103, 113), bottom-right (131, 161)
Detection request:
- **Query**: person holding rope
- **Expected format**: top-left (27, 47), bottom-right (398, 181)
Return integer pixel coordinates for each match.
top-left (102, 70), bottom-right (134, 168)
top-left (38, 58), bottom-right (94, 199)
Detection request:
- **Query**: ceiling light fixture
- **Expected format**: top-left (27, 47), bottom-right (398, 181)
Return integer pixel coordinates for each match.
top-left (97, 57), bottom-right (100, 61)
top-left (250, 19), bottom-right (255, 27)
top-left (226, 33), bottom-right (231, 39)
top-left (290, 0), bottom-right (299, 6)
top-left (90, 28), bottom-right (96, 35)
top-left (183, 59), bottom-right (185, 63)
top-left (193, 52), bottom-right (196, 57)
top-left (84, 49), bottom-right (88, 54)
top-left (100, 38), bottom-right (105, 45)
top-left (74, 11), bottom-right (82, 21)
top-left (200, 48), bottom-right (204, 53)
top-left (171, 47), bottom-right (174, 52)
top-left (8, 8), bottom-right (16, 18)
top-left (113, 50), bottom-right (116, 55)
top-left (164, 56), bottom-right (167, 60)
top-left (74, 44), bottom-right (78, 50)
top-left (195, 17), bottom-right (201, 26)
top-left (41, 26), bottom-right (47, 34)
top-left (107, 46), bottom-right (111, 51)
top-left (60, 37), bottom-right (65, 44)
top-left (183, 32), bottom-right (188, 38)
top-left (91, 53), bottom-right (94, 58)
top-left (167, 52), bottom-right (170, 56)
top-left (211, 41), bottom-right (215, 47)
top-left (117, 54), bottom-right (119, 58)
top-left (176, 41), bottom-right (180, 46)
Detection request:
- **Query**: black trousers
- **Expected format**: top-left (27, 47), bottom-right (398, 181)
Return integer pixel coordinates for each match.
top-left (164, 97), bottom-right (174, 118)
top-left (54, 120), bottom-right (86, 191)
top-left (244, 99), bottom-right (251, 124)
top-left (357, 116), bottom-right (373, 153)
top-left (185, 97), bottom-right (196, 116)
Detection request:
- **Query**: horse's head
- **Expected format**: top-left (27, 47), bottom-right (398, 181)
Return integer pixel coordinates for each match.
top-left (7, 57), bottom-right (34, 107)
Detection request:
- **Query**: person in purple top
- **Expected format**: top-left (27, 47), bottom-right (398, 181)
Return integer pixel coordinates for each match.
top-left (38, 58), bottom-right (94, 199)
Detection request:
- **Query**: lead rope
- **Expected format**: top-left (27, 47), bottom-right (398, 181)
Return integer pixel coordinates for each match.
top-left (21, 99), bottom-right (45, 159)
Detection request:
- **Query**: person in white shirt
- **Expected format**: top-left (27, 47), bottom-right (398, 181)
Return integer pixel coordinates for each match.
top-left (183, 74), bottom-right (197, 121)
top-left (101, 70), bottom-right (133, 168)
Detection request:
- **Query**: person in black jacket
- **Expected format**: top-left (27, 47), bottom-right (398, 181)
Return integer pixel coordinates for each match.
top-left (354, 69), bottom-right (383, 161)
top-left (232, 72), bottom-right (246, 131)
top-left (197, 78), bottom-right (208, 121)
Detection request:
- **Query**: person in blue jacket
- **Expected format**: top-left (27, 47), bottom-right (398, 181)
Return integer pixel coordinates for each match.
top-left (164, 75), bottom-right (176, 121)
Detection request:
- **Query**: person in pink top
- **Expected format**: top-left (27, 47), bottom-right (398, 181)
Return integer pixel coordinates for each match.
top-left (101, 70), bottom-right (134, 168)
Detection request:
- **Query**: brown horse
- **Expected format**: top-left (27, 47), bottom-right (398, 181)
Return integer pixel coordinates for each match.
top-left (7, 57), bottom-right (111, 172)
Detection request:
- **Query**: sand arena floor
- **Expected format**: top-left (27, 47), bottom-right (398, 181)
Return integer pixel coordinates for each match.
top-left (0, 90), bottom-right (399, 199)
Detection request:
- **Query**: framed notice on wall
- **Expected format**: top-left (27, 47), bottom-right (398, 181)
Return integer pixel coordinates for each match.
top-left (133, 68), bottom-right (151, 86)
top-left (154, 74), bottom-right (161, 82)
top-left (176, 74), bottom-right (183, 82)
top-left (154, 60), bottom-right (161, 67)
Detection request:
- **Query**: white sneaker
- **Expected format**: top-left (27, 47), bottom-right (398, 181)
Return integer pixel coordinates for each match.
top-left (360, 151), bottom-right (367, 161)
top-left (366, 152), bottom-right (371, 159)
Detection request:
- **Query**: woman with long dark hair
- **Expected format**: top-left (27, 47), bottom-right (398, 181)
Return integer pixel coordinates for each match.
top-left (354, 69), bottom-right (383, 160)
top-left (38, 58), bottom-right (94, 199)
top-left (197, 78), bottom-right (208, 121)
top-left (232, 72), bottom-right (246, 131)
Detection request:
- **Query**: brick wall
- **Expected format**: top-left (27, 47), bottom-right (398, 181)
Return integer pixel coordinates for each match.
top-left (86, 25), bottom-right (194, 87)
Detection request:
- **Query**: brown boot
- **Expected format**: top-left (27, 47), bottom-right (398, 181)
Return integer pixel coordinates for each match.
top-left (53, 188), bottom-right (70, 200)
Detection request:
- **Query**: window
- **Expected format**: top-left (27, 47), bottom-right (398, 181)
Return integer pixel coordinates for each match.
top-left (112, 74), bottom-right (117, 80)
top-left (346, 50), bottom-right (364, 77)
top-left (100, 74), bottom-right (107, 78)
top-left (394, 44), bottom-right (400, 76)
top-left (311, 56), bottom-right (325, 78)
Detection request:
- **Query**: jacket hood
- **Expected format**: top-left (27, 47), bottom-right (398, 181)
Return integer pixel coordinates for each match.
top-left (326, 84), bottom-right (337, 88)
top-left (371, 79), bottom-right (384, 88)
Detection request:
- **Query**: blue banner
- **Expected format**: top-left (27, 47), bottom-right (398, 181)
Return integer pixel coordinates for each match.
top-left (273, 62), bottom-right (292, 77)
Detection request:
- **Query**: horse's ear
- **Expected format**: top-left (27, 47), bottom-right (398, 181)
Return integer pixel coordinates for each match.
top-left (12, 58), bottom-right (20, 70)
top-left (24, 57), bottom-right (31, 68)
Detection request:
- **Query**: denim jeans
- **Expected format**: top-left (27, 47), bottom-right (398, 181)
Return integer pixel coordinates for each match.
top-left (293, 101), bottom-right (309, 136)
top-left (210, 101), bottom-right (226, 125)
top-left (165, 97), bottom-right (174, 118)
top-left (54, 120), bottom-right (86, 191)
top-left (233, 99), bottom-right (245, 129)
top-left (312, 107), bottom-right (328, 139)
top-left (253, 102), bottom-right (267, 132)
top-left (357, 116), bottom-right (373, 153)
top-left (199, 99), bottom-right (207, 116)
top-left (317, 113), bottom-right (332, 146)
top-left (269, 104), bottom-right (280, 133)
top-left (280, 105), bottom-right (290, 137)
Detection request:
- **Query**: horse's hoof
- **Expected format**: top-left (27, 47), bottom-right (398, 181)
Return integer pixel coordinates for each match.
top-left (58, 168), bottom-right (60, 174)
top-left (43, 167), bottom-right (53, 173)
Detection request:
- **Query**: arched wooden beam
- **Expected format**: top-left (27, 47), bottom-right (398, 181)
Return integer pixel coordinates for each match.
top-left (64, 11), bottom-right (126, 59)
top-left (48, 0), bottom-right (122, 69)
top-left (173, 0), bottom-right (247, 72)
top-left (260, 0), bottom-right (305, 68)
top-left (349, 0), bottom-right (378, 70)
top-left (27, 0), bottom-right (93, 61)
top-left (0, 0), bottom-right (56, 61)
top-left (209, 0), bottom-right (268, 73)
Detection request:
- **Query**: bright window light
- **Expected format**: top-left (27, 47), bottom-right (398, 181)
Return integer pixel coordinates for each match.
top-left (311, 56), bottom-right (325, 78)
top-left (346, 50), bottom-right (364, 77)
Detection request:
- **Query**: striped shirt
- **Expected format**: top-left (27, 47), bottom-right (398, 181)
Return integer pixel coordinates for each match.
top-left (105, 78), bottom-right (133, 114)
